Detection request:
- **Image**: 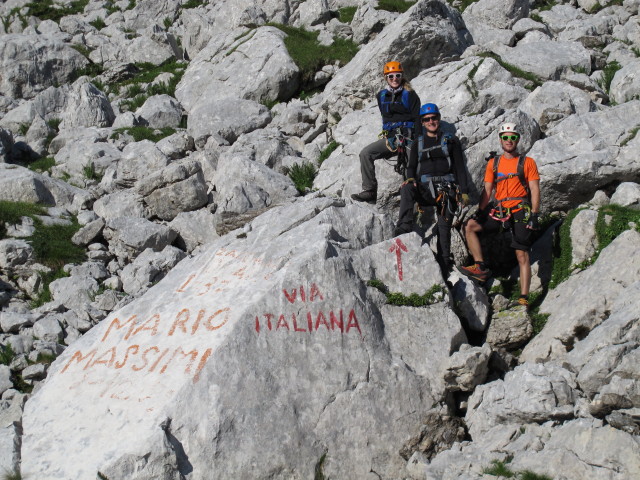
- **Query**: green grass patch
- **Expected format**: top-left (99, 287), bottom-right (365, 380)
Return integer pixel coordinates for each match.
top-left (226, 29), bottom-right (257, 56)
top-left (386, 284), bottom-right (447, 307)
top-left (589, 0), bottom-right (623, 13)
top-left (126, 0), bottom-right (136, 10)
top-left (1, 469), bottom-right (22, 480)
top-left (89, 17), bottom-right (106, 30)
top-left (367, 279), bottom-right (387, 292)
top-left (479, 53), bottom-right (543, 90)
top-left (71, 44), bottom-right (92, 58)
top-left (111, 126), bottom-right (177, 143)
top-left (27, 156), bottom-right (56, 174)
top-left (338, 6), bottom-right (357, 23)
top-left (597, 61), bottom-right (621, 94)
top-left (30, 219), bottom-right (85, 270)
top-left (530, 12), bottom-right (544, 23)
top-left (286, 162), bottom-right (317, 194)
top-left (620, 125), bottom-right (640, 147)
top-left (455, 0), bottom-right (480, 12)
top-left (483, 460), bottom-right (515, 477)
top-left (532, 0), bottom-right (557, 11)
top-left (0, 344), bottom-right (16, 366)
top-left (163, 17), bottom-right (172, 29)
top-left (83, 162), bottom-right (103, 182)
top-left (25, 0), bottom-right (89, 22)
top-left (549, 208), bottom-right (583, 289)
top-left (182, 0), bottom-right (204, 8)
top-left (268, 23), bottom-right (358, 89)
top-left (0, 201), bottom-right (47, 238)
top-left (595, 204), bottom-right (640, 252)
top-left (318, 141), bottom-right (339, 165)
top-left (632, 47), bottom-right (640, 57)
top-left (376, 0), bottom-right (416, 13)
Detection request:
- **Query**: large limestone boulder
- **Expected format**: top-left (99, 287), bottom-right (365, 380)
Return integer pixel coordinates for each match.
top-left (610, 59), bottom-right (640, 104)
top-left (465, 362), bottom-right (581, 439)
top-left (0, 164), bottom-right (91, 213)
top-left (210, 154), bottom-right (298, 214)
top-left (529, 101), bottom-right (640, 210)
top-left (60, 79), bottom-right (115, 129)
top-left (53, 137), bottom-right (121, 178)
top-left (187, 98), bottom-right (272, 148)
top-left (176, 26), bottom-right (299, 112)
top-left (463, 0), bottom-right (529, 30)
top-left (521, 229), bottom-right (640, 364)
top-left (21, 197), bottom-right (466, 479)
top-left (319, 0), bottom-right (472, 119)
top-left (0, 34), bottom-right (88, 99)
top-left (489, 40), bottom-right (592, 81)
top-left (135, 95), bottom-right (183, 129)
top-left (518, 80), bottom-right (596, 132)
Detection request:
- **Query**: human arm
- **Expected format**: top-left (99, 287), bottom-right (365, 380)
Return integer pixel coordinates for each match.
top-left (527, 179), bottom-right (541, 229)
top-left (406, 134), bottom-right (419, 181)
top-left (451, 137), bottom-right (469, 194)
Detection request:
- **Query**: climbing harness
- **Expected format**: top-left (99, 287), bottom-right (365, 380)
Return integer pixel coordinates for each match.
top-left (381, 127), bottom-right (412, 178)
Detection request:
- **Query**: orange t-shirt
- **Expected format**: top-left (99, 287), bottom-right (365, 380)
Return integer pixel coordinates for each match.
top-left (484, 155), bottom-right (540, 210)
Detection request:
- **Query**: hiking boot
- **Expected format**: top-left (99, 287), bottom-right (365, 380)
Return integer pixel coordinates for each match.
top-left (351, 190), bottom-right (377, 203)
top-left (394, 224), bottom-right (412, 237)
top-left (456, 263), bottom-right (491, 282)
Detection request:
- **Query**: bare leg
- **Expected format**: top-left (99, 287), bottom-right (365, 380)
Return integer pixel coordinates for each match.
top-left (464, 219), bottom-right (484, 263)
top-left (515, 249), bottom-right (531, 296)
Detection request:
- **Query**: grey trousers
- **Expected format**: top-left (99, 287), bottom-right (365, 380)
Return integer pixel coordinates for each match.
top-left (358, 138), bottom-right (395, 191)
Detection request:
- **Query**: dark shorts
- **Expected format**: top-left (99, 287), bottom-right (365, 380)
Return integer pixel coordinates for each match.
top-left (478, 208), bottom-right (533, 251)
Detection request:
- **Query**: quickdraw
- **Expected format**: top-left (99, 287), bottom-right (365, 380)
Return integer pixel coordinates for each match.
top-left (381, 127), bottom-right (413, 178)
top-left (489, 202), bottom-right (532, 225)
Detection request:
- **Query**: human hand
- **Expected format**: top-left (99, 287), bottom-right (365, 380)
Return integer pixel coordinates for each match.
top-left (460, 193), bottom-right (470, 206)
top-left (527, 212), bottom-right (540, 230)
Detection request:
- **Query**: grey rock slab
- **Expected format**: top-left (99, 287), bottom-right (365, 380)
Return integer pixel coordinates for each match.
top-left (295, 0), bottom-right (331, 27)
top-left (489, 40), bottom-right (592, 81)
top-left (169, 209), bottom-right (219, 253)
top-left (0, 312), bottom-right (37, 333)
top-left (610, 59), bottom-right (640, 104)
top-left (187, 98), bottom-right (272, 148)
top-left (485, 306), bottom-right (533, 350)
top-left (115, 140), bottom-right (171, 188)
top-left (449, 272), bottom-right (490, 332)
top-left (120, 246), bottom-right (186, 297)
top-left (0, 33), bottom-right (88, 99)
top-left (103, 217), bottom-right (178, 258)
top-left (143, 171), bottom-right (208, 222)
top-left (0, 239), bottom-right (33, 269)
top-left (67, 261), bottom-right (109, 281)
top-left (462, 15), bottom-right (516, 48)
top-left (48, 275), bottom-right (99, 311)
top-left (610, 181), bottom-right (640, 206)
top-left (21, 363), bottom-right (47, 381)
top-left (529, 101), bottom-right (640, 210)
top-left (0, 366), bottom-right (13, 398)
top-left (71, 218), bottom-right (105, 247)
top-left (228, 128), bottom-right (297, 171)
top-left (350, 2), bottom-right (396, 45)
top-left (444, 343), bottom-right (491, 393)
top-left (0, 164), bottom-right (91, 214)
top-left (565, 282), bottom-right (640, 398)
top-left (518, 80), bottom-right (596, 132)
top-left (21, 197), bottom-right (451, 479)
top-left (60, 79), bottom-right (115, 129)
top-left (135, 94), bottom-right (183, 129)
top-left (176, 26), bottom-right (299, 112)
top-left (92, 190), bottom-right (146, 222)
top-left (465, 362), bottom-right (581, 439)
top-left (521, 229), bottom-right (640, 363)
top-left (156, 131), bottom-right (195, 160)
top-left (382, 302), bottom-right (467, 400)
top-left (211, 154), bottom-right (298, 214)
top-left (319, 0), bottom-right (471, 119)
top-left (463, 0), bottom-right (529, 30)
top-left (570, 208), bottom-right (598, 267)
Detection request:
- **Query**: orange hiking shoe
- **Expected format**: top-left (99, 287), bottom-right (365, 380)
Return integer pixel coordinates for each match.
top-left (457, 263), bottom-right (491, 282)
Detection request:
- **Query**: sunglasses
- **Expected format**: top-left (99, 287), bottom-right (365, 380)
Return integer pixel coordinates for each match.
top-left (500, 135), bottom-right (519, 141)
top-left (386, 73), bottom-right (403, 80)
top-left (422, 116), bottom-right (439, 123)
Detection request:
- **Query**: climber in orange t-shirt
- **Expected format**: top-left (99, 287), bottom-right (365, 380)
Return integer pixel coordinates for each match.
top-left (458, 123), bottom-right (541, 307)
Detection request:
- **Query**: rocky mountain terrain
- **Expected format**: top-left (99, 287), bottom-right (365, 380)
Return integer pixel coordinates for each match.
top-left (0, 0), bottom-right (639, 479)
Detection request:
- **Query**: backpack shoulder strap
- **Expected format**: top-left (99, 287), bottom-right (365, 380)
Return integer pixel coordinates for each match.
top-left (517, 154), bottom-right (529, 192)
top-left (441, 134), bottom-right (453, 171)
top-left (401, 89), bottom-right (410, 111)
top-left (492, 155), bottom-right (500, 183)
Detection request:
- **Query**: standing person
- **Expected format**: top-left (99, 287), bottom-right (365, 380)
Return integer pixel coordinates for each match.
top-left (458, 123), bottom-right (541, 307)
top-left (351, 61), bottom-right (421, 203)
top-left (394, 103), bottom-right (470, 275)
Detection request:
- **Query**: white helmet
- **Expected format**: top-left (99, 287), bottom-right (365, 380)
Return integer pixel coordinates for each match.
top-left (498, 123), bottom-right (519, 135)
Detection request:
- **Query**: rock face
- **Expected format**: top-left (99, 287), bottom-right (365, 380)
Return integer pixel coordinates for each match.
top-left (21, 198), bottom-right (463, 479)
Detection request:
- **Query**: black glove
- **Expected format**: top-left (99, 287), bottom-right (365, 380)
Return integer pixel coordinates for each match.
top-left (527, 212), bottom-right (540, 230)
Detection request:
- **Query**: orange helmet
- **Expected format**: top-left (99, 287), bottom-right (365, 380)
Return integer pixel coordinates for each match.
top-left (383, 61), bottom-right (403, 75)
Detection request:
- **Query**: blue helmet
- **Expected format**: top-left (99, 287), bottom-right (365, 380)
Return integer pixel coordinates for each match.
top-left (420, 103), bottom-right (440, 117)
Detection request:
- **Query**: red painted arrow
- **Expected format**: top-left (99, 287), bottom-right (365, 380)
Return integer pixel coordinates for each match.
top-left (389, 238), bottom-right (408, 281)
